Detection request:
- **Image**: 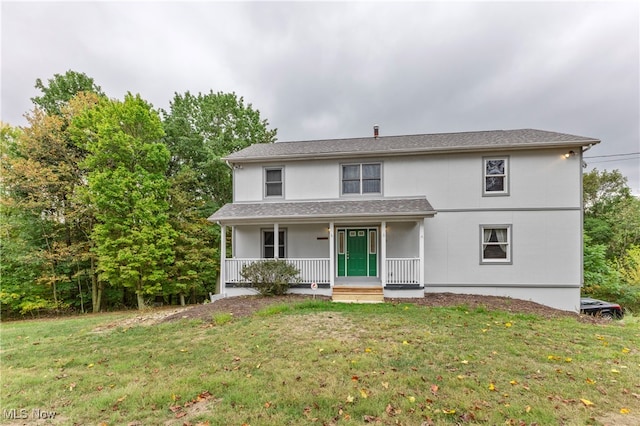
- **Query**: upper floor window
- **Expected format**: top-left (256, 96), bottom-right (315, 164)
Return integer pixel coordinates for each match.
top-left (265, 167), bottom-right (283, 198)
top-left (480, 225), bottom-right (512, 264)
top-left (483, 157), bottom-right (509, 196)
top-left (342, 163), bottom-right (381, 195)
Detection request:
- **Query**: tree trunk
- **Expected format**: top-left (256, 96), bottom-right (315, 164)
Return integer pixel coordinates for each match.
top-left (180, 294), bottom-right (186, 306)
top-left (136, 292), bottom-right (146, 310)
top-left (91, 256), bottom-right (101, 313)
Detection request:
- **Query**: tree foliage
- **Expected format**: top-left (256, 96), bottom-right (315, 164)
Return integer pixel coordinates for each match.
top-left (2, 71), bottom-right (280, 317)
top-left (32, 70), bottom-right (104, 116)
top-left (162, 91), bottom-right (277, 211)
top-left (161, 91), bottom-right (277, 303)
top-left (72, 93), bottom-right (176, 309)
top-left (583, 168), bottom-right (640, 311)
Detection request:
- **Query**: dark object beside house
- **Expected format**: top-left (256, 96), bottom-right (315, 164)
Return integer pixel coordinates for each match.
top-left (580, 297), bottom-right (624, 319)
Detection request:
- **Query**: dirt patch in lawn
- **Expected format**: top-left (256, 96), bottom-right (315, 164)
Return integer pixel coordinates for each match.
top-left (161, 292), bottom-right (582, 324)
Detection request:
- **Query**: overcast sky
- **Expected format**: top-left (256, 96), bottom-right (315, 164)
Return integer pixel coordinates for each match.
top-left (2, 1), bottom-right (639, 194)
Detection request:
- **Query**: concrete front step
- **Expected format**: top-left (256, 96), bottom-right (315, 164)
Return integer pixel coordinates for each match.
top-left (332, 286), bottom-right (384, 303)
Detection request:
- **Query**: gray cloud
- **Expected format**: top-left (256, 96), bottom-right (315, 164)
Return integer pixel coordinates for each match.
top-left (2, 1), bottom-right (638, 193)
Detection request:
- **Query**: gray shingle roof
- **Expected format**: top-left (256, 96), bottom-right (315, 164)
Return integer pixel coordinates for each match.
top-left (226, 128), bottom-right (599, 162)
top-left (208, 197), bottom-right (436, 224)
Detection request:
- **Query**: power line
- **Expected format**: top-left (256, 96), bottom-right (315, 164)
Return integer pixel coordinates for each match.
top-left (586, 157), bottom-right (639, 164)
top-left (584, 152), bottom-right (639, 159)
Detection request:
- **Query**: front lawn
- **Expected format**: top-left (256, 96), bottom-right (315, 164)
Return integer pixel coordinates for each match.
top-left (1, 301), bottom-right (638, 425)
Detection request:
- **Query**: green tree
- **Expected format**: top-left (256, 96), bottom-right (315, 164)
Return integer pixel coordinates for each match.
top-left (162, 91), bottom-right (277, 210)
top-left (32, 70), bottom-right (104, 116)
top-left (161, 92), bottom-right (276, 300)
top-left (73, 93), bottom-right (176, 309)
top-left (1, 92), bottom-right (102, 314)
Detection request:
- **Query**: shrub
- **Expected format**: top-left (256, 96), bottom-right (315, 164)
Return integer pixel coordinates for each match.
top-left (240, 260), bottom-right (301, 296)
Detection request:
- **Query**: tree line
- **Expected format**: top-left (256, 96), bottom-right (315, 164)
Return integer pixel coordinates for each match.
top-left (583, 169), bottom-right (640, 312)
top-left (1, 70), bottom-right (276, 316)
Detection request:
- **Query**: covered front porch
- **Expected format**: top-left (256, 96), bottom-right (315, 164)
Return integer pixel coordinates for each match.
top-left (209, 198), bottom-right (437, 299)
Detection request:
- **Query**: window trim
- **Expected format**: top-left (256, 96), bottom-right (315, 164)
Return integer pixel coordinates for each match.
top-left (482, 156), bottom-right (509, 196)
top-left (340, 162), bottom-right (382, 196)
top-left (264, 166), bottom-right (284, 199)
top-left (479, 224), bottom-right (512, 264)
top-left (261, 228), bottom-right (286, 259)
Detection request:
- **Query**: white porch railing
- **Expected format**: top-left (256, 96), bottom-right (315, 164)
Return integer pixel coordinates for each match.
top-left (225, 257), bottom-right (421, 286)
top-left (225, 258), bottom-right (331, 284)
top-left (386, 258), bottom-right (420, 284)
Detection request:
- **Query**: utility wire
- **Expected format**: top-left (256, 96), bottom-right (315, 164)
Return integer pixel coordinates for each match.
top-left (584, 152), bottom-right (639, 159)
top-left (586, 157), bottom-right (639, 164)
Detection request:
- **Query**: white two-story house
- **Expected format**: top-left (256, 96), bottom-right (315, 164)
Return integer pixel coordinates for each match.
top-left (208, 128), bottom-right (599, 312)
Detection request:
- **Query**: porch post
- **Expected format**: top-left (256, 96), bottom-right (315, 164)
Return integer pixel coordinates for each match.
top-left (274, 223), bottom-right (279, 259)
top-left (419, 220), bottom-right (425, 286)
top-left (329, 222), bottom-right (335, 288)
top-left (220, 224), bottom-right (226, 297)
top-left (381, 221), bottom-right (387, 287)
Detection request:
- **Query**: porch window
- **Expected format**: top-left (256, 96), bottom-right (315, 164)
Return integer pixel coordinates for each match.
top-left (265, 167), bottom-right (283, 197)
top-left (481, 225), bottom-right (511, 264)
top-left (483, 157), bottom-right (509, 196)
top-left (263, 229), bottom-right (286, 258)
top-left (342, 163), bottom-right (381, 195)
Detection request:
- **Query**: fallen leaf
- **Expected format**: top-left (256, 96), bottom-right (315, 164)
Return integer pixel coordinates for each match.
top-left (525, 406), bottom-right (531, 413)
top-left (346, 394), bottom-right (354, 403)
top-left (580, 398), bottom-right (594, 407)
top-left (585, 378), bottom-right (596, 384)
top-left (509, 380), bottom-right (518, 385)
top-left (461, 360), bottom-right (469, 364)
top-left (620, 408), bottom-right (630, 414)
top-left (505, 322), bottom-right (512, 328)
top-left (442, 408), bottom-right (456, 414)
top-left (381, 381), bottom-right (389, 389)
top-left (87, 363), bottom-right (94, 368)
top-left (611, 369), bottom-right (620, 374)
top-left (408, 396), bottom-right (415, 403)
top-left (264, 401), bottom-right (271, 408)
top-left (622, 348), bottom-right (630, 354)
top-left (360, 388), bottom-right (369, 399)
top-left (488, 383), bottom-right (496, 391)
top-left (430, 384), bottom-right (439, 395)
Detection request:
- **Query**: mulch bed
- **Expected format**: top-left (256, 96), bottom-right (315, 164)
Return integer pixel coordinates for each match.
top-left (162, 292), bottom-right (587, 323)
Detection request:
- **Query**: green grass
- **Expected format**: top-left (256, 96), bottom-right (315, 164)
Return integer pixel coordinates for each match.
top-left (1, 302), bottom-right (639, 425)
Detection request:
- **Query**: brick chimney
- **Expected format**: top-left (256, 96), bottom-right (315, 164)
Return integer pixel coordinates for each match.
top-left (373, 125), bottom-right (379, 139)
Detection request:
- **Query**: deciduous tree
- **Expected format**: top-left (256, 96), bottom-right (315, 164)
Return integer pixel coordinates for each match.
top-left (73, 93), bottom-right (175, 309)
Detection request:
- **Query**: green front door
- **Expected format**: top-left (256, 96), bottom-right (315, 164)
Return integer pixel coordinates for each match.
top-left (347, 230), bottom-right (368, 276)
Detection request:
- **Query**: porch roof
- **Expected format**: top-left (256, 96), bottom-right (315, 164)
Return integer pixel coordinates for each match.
top-left (208, 197), bottom-right (436, 224)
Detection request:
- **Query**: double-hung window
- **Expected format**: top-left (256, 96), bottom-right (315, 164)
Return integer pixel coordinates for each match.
top-left (263, 229), bottom-right (286, 258)
top-left (483, 157), bottom-right (509, 195)
top-left (265, 167), bottom-right (283, 198)
top-left (480, 225), bottom-right (512, 264)
top-left (342, 163), bottom-right (381, 195)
